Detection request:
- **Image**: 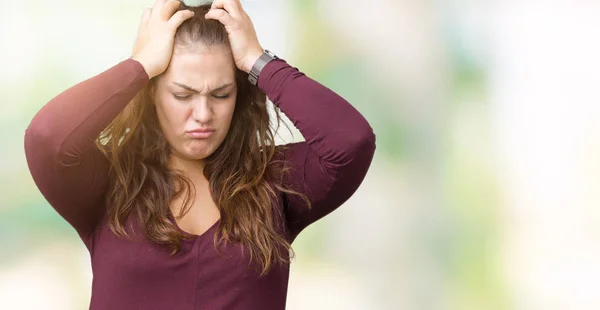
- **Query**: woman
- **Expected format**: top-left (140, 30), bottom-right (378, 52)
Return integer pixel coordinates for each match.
top-left (24, 0), bottom-right (375, 309)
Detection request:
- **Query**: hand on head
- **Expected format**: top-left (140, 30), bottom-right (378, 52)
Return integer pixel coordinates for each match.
top-left (131, 0), bottom-right (264, 79)
top-left (205, 0), bottom-right (264, 73)
top-left (132, 0), bottom-right (195, 79)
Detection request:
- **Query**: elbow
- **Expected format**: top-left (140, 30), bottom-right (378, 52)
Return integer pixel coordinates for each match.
top-left (25, 113), bottom-right (93, 168)
top-left (24, 116), bottom-right (62, 167)
top-left (329, 123), bottom-right (376, 168)
top-left (358, 125), bottom-right (376, 150)
top-left (350, 119), bottom-right (376, 156)
top-left (352, 126), bottom-right (376, 164)
top-left (25, 127), bottom-right (50, 166)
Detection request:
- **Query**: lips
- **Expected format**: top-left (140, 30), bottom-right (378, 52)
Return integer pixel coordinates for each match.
top-left (186, 128), bottom-right (215, 139)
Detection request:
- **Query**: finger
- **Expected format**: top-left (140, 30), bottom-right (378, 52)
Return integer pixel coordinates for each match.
top-left (204, 8), bottom-right (235, 26)
top-left (167, 9), bottom-right (195, 30)
top-left (150, 0), bottom-right (168, 20)
top-left (160, 0), bottom-right (183, 21)
top-left (139, 7), bottom-right (151, 30)
top-left (210, 0), bottom-right (241, 19)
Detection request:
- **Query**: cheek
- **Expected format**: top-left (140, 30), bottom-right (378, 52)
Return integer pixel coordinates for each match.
top-left (218, 99), bottom-right (236, 128)
top-left (156, 97), bottom-right (190, 129)
top-left (224, 94), bottom-right (237, 119)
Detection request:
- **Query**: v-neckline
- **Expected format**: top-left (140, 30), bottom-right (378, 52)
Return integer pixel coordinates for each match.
top-left (167, 210), bottom-right (221, 241)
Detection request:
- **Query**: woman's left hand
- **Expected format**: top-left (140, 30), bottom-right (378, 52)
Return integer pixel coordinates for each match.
top-left (205, 0), bottom-right (264, 73)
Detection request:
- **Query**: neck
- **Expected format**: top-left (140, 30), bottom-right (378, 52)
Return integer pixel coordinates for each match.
top-left (168, 154), bottom-right (207, 183)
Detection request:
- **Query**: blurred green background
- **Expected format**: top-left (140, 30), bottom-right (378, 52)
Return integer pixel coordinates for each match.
top-left (3, 0), bottom-right (600, 309)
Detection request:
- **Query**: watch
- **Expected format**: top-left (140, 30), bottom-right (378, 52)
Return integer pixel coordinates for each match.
top-left (248, 49), bottom-right (279, 86)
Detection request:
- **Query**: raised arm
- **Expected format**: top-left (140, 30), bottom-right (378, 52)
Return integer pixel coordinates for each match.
top-left (258, 59), bottom-right (376, 242)
top-left (24, 59), bottom-right (149, 247)
top-left (24, 1), bottom-right (195, 249)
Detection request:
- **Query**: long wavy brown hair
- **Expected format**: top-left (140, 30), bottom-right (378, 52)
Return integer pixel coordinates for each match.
top-left (96, 2), bottom-right (310, 275)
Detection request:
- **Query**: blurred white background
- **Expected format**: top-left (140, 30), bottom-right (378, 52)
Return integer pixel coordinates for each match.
top-left (1, 0), bottom-right (600, 309)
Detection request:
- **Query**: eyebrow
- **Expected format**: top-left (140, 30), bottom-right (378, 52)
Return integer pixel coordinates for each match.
top-left (172, 82), bottom-right (234, 93)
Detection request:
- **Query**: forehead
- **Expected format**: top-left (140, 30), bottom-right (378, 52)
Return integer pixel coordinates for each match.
top-left (162, 46), bottom-right (236, 89)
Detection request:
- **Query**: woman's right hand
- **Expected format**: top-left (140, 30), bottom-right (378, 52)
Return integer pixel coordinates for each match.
top-left (131, 0), bottom-right (195, 79)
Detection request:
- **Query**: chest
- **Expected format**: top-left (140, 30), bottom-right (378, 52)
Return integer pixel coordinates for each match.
top-left (90, 216), bottom-right (290, 309)
top-left (169, 184), bottom-right (221, 236)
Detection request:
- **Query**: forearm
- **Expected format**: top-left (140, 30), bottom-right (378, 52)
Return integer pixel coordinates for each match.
top-left (258, 58), bottom-right (375, 167)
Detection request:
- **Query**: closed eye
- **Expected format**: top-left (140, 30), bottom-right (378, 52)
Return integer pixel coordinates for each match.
top-left (173, 94), bottom-right (191, 100)
top-left (172, 94), bottom-right (231, 100)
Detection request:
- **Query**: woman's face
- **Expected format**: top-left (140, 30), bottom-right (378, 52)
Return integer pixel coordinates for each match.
top-left (153, 45), bottom-right (237, 163)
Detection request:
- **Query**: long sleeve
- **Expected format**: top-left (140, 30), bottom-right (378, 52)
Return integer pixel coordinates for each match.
top-left (258, 59), bottom-right (376, 242)
top-left (24, 58), bottom-right (150, 248)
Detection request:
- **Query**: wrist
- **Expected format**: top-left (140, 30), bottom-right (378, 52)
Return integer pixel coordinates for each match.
top-left (246, 49), bottom-right (279, 86)
top-left (131, 56), bottom-right (154, 79)
top-left (242, 49), bottom-right (264, 73)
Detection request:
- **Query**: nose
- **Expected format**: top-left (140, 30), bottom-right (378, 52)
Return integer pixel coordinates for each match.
top-left (191, 97), bottom-right (213, 124)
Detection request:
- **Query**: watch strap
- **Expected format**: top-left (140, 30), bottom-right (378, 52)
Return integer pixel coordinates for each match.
top-left (248, 49), bottom-right (278, 86)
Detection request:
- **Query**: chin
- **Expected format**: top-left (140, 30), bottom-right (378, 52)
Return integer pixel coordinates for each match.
top-left (184, 150), bottom-right (211, 161)
top-left (178, 140), bottom-right (212, 158)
